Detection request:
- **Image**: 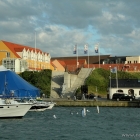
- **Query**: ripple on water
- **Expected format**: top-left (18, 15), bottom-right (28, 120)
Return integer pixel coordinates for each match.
top-left (0, 107), bottom-right (139, 140)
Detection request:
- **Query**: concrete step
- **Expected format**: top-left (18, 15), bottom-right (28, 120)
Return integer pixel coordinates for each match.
top-left (50, 71), bottom-right (64, 98)
top-left (62, 68), bottom-right (93, 98)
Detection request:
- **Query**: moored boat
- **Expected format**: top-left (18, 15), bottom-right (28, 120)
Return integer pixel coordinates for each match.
top-left (0, 98), bottom-right (32, 118)
top-left (29, 99), bottom-right (56, 111)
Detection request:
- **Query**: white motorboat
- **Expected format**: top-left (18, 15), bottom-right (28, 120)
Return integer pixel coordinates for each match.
top-left (46, 102), bottom-right (56, 110)
top-left (29, 99), bottom-right (56, 111)
top-left (0, 98), bottom-right (32, 118)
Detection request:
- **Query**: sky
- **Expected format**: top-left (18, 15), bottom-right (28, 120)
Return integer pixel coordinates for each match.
top-left (0, 0), bottom-right (140, 57)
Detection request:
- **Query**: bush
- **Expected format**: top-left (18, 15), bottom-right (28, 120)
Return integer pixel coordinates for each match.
top-left (19, 69), bottom-right (52, 97)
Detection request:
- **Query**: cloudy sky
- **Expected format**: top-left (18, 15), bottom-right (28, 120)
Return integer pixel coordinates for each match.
top-left (0, 0), bottom-right (140, 57)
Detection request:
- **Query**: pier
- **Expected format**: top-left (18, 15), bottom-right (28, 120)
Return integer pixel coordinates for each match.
top-left (43, 99), bottom-right (140, 107)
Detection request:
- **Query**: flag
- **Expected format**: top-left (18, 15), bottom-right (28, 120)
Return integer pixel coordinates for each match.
top-left (111, 67), bottom-right (117, 73)
top-left (73, 45), bottom-right (77, 54)
top-left (111, 67), bottom-right (118, 89)
top-left (95, 44), bottom-right (99, 53)
top-left (84, 44), bottom-right (88, 54)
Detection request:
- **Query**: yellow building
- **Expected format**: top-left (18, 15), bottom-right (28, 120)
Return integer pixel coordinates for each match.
top-left (0, 40), bottom-right (52, 73)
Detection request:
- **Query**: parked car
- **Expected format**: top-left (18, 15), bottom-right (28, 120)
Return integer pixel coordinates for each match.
top-left (76, 95), bottom-right (82, 100)
top-left (85, 93), bottom-right (96, 99)
top-left (135, 97), bottom-right (140, 100)
top-left (112, 93), bottom-right (134, 101)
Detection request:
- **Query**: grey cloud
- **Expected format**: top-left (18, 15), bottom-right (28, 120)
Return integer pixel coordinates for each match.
top-left (0, 0), bottom-right (140, 57)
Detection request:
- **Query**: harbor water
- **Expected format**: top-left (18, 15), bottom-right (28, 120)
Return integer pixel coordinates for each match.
top-left (0, 107), bottom-right (140, 140)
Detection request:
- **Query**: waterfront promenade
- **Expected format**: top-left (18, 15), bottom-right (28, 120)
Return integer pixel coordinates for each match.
top-left (43, 98), bottom-right (140, 107)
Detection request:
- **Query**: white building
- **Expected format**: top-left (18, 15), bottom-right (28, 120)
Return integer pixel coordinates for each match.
top-left (126, 56), bottom-right (140, 64)
top-left (108, 79), bottom-right (140, 99)
top-left (2, 58), bottom-right (28, 73)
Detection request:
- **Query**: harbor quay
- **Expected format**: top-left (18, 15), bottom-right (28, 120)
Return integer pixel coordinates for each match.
top-left (43, 99), bottom-right (140, 107)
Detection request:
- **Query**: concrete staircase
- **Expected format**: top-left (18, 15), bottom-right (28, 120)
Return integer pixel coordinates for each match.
top-left (62, 68), bottom-right (93, 98)
top-left (50, 71), bottom-right (64, 98)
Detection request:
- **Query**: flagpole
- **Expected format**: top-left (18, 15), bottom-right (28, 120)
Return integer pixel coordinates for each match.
top-left (95, 43), bottom-right (100, 68)
top-left (99, 44), bottom-right (100, 68)
top-left (88, 45), bottom-right (89, 68)
top-left (116, 67), bottom-right (118, 91)
top-left (35, 32), bottom-right (36, 71)
top-left (84, 44), bottom-right (89, 68)
top-left (109, 66), bottom-right (111, 95)
top-left (111, 67), bottom-right (118, 93)
top-left (77, 45), bottom-right (78, 68)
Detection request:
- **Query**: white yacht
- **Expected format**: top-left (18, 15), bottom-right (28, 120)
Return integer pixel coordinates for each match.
top-left (29, 99), bottom-right (56, 111)
top-left (0, 98), bottom-right (32, 118)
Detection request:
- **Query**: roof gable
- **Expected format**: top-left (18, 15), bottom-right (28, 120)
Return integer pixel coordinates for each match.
top-left (111, 79), bottom-right (140, 88)
top-left (2, 40), bottom-right (46, 58)
top-left (57, 60), bottom-right (66, 67)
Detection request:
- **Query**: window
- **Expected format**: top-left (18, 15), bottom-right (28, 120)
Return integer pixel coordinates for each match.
top-left (7, 52), bottom-right (10, 57)
top-left (117, 89), bottom-right (123, 92)
top-left (124, 65), bottom-right (130, 68)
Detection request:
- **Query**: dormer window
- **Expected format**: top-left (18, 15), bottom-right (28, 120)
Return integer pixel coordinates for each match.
top-left (7, 52), bottom-right (10, 57)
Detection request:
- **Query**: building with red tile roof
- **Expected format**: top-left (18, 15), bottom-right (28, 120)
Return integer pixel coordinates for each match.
top-left (52, 55), bottom-right (140, 72)
top-left (50, 58), bottom-right (87, 73)
top-left (51, 59), bottom-right (65, 71)
top-left (0, 40), bottom-right (52, 73)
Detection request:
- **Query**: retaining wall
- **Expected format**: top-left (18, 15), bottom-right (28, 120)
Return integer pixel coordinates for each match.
top-left (44, 99), bottom-right (140, 107)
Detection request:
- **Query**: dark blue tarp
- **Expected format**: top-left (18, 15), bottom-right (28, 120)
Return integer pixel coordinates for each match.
top-left (0, 70), bottom-right (40, 98)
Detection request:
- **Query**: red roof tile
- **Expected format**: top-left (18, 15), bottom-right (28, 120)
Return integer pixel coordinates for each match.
top-left (59, 59), bottom-right (86, 65)
top-left (57, 60), bottom-right (66, 67)
top-left (2, 40), bottom-right (47, 58)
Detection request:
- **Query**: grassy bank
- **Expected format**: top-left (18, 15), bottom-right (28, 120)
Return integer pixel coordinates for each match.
top-left (84, 68), bottom-right (140, 97)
